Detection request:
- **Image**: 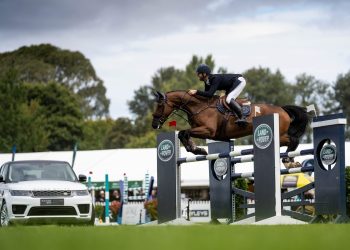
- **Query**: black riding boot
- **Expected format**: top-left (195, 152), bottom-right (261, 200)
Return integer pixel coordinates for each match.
top-left (229, 99), bottom-right (248, 126)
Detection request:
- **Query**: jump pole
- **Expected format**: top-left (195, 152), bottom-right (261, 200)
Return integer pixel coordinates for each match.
top-left (105, 174), bottom-right (110, 224)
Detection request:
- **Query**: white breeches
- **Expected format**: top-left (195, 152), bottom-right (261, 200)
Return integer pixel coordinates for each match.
top-left (226, 77), bottom-right (246, 103)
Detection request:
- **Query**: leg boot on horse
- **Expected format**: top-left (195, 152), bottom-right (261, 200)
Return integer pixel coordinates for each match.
top-left (178, 130), bottom-right (208, 155)
top-left (229, 99), bottom-right (248, 126)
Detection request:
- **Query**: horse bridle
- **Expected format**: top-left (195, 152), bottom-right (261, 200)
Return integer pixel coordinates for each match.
top-left (152, 99), bottom-right (167, 126)
top-left (152, 92), bottom-right (193, 127)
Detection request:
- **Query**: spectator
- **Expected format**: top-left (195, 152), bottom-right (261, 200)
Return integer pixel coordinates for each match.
top-left (97, 190), bottom-right (105, 203)
top-left (110, 189), bottom-right (121, 202)
top-left (110, 189), bottom-right (121, 221)
top-left (95, 190), bottom-right (106, 222)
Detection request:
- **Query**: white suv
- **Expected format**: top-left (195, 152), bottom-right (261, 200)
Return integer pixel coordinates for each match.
top-left (0, 160), bottom-right (94, 226)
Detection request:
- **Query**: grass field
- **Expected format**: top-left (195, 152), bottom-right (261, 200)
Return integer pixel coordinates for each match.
top-left (0, 224), bottom-right (349, 250)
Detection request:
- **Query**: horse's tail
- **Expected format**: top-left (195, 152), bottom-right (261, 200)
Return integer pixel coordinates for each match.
top-left (282, 105), bottom-right (310, 150)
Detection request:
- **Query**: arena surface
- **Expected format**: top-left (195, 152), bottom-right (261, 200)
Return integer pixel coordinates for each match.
top-left (0, 224), bottom-right (348, 250)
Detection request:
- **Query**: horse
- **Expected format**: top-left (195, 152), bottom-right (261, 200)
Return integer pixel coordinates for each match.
top-left (152, 90), bottom-right (309, 162)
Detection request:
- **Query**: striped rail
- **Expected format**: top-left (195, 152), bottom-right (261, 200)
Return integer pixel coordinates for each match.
top-left (177, 148), bottom-right (253, 164)
top-left (177, 148), bottom-right (314, 165)
top-left (232, 165), bottom-right (314, 180)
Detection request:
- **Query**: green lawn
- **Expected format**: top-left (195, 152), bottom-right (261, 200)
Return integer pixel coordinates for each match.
top-left (0, 224), bottom-right (348, 250)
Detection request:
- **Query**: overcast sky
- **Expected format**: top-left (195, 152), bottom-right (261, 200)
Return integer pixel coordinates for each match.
top-left (1, 0), bottom-right (349, 118)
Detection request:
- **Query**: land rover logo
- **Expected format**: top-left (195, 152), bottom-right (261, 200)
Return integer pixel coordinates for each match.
top-left (214, 159), bottom-right (228, 178)
top-left (254, 124), bottom-right (273, 149)
top-left (158, 140), bottom-right (175, 162)
top-left (320, 144), bottom-right (337, 166)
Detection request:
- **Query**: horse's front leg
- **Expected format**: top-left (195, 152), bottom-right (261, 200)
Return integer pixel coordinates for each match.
top-left (178, 127), bottom-right (214, 155)
top-left (179, 130), bottom-right (207, 155)
top-left (178, 130), bottom-right (192, 152)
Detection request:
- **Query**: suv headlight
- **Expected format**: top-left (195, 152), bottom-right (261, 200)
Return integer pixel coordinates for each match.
top-left (72, 190), bottom-right (89, 196)
top-left (10, 190), bottom-right (33, 196)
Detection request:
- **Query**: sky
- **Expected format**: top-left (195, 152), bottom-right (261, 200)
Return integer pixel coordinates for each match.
top-left (0, 0), bottom-right (349, 119)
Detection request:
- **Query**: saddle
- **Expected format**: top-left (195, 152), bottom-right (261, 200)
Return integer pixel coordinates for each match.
top-left (216, 96), bottom-right (252, 118)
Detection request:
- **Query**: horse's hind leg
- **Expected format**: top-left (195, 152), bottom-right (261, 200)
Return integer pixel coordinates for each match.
top-left (178, 129), bottom-right (208, 155)
top-left (280, 133), bottom-right (301, 168)
top-left (286, 135), bottom-right (299, 152)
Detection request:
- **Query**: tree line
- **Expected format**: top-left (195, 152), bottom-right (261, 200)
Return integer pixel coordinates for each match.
top-left (0, 44), bottom-right (349, 153)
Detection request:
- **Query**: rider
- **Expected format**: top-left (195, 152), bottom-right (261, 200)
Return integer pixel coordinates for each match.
top-left (188, 63), bottom-right (248, 125)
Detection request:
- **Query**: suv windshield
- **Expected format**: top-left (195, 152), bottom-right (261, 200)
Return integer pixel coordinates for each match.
top-left (7, 161), bottom-right (77, 182)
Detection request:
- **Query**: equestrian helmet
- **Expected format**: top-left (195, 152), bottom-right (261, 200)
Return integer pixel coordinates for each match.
top-left (196, 64), bottom-right (211, 75)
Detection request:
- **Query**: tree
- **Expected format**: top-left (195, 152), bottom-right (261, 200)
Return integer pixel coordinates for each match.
top-left (291, 74), bottom-right (332, 142)
top-left (333, 71), bottom-right (350, 138)
top-left (79, 119), bottom-right (115, 150)
top-left (333, 71), bottom-right (350, 116)
top-left (16, 101), bottom-right (50, 152)
top-left (126, 131), bottom-right (157, 148)
top-left (25, 82), bottom-right (84, 151)
top-left (292, 73), bottom-right (331, 115)
top-left (0, 70), bottom-right (24, 152)
top-left (104, 118), bottom-right (134, 149)
top-left (0, 44), bottom-right (110, 118)
top-left (0, 70), bottom-right (49, 152)
top-left (128, 86), bottom-right (154, 119)
top-left (243, 67), bottom-right (294, 105)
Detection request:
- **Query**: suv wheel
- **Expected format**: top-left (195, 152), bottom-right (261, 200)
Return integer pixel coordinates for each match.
top-left (0, 201), bottom-right (10, 227)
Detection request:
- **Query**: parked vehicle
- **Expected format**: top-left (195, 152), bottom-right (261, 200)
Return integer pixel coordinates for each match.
top-left (0, 160), bottom-right (94, 226)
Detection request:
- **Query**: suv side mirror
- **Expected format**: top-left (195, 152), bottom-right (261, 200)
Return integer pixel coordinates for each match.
top-left (0, 175), bottom-right (4, 182)
top-left (78, 174), bottom-right (87, 183)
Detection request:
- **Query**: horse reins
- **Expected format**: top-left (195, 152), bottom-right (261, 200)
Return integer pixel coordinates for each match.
top-left (157, 92), bottom-right (216, 126)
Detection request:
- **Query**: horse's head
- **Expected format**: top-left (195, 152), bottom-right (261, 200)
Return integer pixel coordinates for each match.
top-left (152, 91), bottom-right (175, 129)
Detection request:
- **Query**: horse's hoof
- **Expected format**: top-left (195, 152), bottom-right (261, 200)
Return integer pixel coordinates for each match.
top-left (283, 161), bottom-right (301, 169)
top-left (193, 147), bottom-right (208, 155)
top-left (282, 157), bottom-right (294, 163)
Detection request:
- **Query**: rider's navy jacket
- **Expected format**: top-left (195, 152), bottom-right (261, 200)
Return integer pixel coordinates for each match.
top-left (196, 73), bottom-right (242, 98)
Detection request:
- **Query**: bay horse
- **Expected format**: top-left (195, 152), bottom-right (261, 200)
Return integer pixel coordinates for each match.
top-left (152, 90), bottom-right (309, 161)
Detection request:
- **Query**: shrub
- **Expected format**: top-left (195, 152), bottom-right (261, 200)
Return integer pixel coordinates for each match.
top-left (94, 205), bottom-right (104, 221)
top-left (233, 178), bottom-right (249, 220)
top-left (144, 199), bottom-right (158, 221)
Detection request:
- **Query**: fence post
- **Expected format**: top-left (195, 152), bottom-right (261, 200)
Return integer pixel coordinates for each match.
top-left (312, 113), bottom-right (348, 222)
top-left (253, 113), bottom-right (281, 221)
top-left (157, 132), bottom-right (180, 223)
top-left (208, 140), bottom-right (233, 222)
